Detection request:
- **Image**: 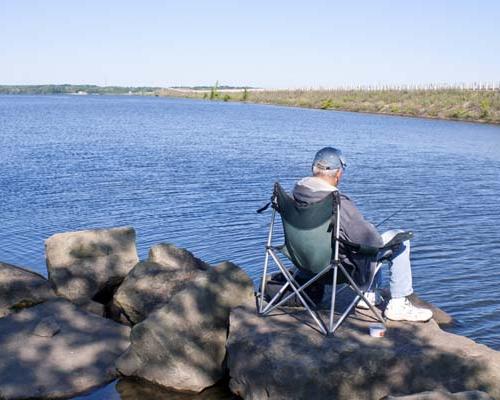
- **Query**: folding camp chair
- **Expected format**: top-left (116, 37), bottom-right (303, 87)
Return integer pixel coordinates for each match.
top-left (257, 182), bottom-right (386, 336)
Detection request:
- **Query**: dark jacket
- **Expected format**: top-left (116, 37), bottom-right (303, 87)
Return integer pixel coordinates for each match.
top-left (292, 176), bottom-right (382, 284)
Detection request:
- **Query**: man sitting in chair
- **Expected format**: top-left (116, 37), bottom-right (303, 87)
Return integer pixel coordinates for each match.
top-left (292, 147), bottom-right (433, 322)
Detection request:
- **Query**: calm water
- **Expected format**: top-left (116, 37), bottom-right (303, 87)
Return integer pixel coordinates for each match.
top-left (1, 95), bottom-right (500, 357)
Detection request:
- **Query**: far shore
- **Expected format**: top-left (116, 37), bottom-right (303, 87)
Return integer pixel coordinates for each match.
top-left (1, 84), bottom-right (498, 124)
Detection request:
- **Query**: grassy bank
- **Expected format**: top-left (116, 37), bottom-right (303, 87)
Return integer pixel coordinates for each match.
top-left (158, 88), bottom-right (500, 124)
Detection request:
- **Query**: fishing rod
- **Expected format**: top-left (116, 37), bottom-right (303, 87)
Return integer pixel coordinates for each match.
top-left (375, 204), bottom-right (408, 228)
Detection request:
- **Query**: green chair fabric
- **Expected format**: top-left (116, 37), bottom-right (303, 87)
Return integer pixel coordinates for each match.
top-left (274, 183), bottom-right (337, 274)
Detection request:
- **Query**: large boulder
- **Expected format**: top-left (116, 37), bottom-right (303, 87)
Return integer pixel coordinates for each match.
top-left (45, 226), bottom-right (139, 304)
top-left (227, 305), bottom-right (500, 400)
top-left (113, 243), bottom-right (211, 324)
top-left (0, 261), bottom-right (56, 318)
top-left (148, 243), bottom-right (210, 272)
top-left (116, 261), bottom-right (254, 393)
top-left (113, 260), bottom-right (202, 324)
top-left (0, 298), bottom-right (130, 399)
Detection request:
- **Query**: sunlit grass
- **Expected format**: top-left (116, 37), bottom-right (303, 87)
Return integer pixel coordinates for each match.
top-left (158, 88), bottom-right (500, 124)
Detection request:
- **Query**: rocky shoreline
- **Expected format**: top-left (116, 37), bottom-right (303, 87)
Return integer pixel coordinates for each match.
top-left (1, 226), bottom-right (498, 400)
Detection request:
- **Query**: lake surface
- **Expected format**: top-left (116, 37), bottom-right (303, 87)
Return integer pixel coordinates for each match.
top-left (1, 95), bottom-right (499, 356)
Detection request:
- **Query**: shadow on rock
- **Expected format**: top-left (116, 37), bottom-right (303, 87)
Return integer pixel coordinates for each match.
top-left (227, 301), bottom-right (500, 400)
top-left (0, 298), bottom-right (130, 399)
top-left (116, 260), bottom-right (255, 393)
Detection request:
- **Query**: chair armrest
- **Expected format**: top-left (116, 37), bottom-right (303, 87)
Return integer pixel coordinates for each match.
top-left (337, 238), bottom-right (379, 257)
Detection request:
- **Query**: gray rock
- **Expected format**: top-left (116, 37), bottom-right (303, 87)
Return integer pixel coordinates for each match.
top-left (0, 298), bottom-right (130, 400)
top-left (78, 299), bottom-right (106, 317)
top-left (116, 261), bottom-right (254, 393)
top-left (210, 261), bottom-right (256, 310)
top-left (45, 226), bottom-right (139, 304)
top-left (0, 261), bottom-right (56, 318)
top-left (32, 316), bottom-right (60, 337)
top-left (113, 260), bottom-right (204, 324)
top-left (408, 292), bottom-right (455, 326)
top-left (386, 390), bottom-right (494, 400)
top-left (148, 243), bottom-right (210, 272)
top-left (227, 304), bottom-right (500, 400)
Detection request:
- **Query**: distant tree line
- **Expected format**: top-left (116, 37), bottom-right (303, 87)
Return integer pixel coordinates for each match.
top-left (0, 84), bottom-right (256, 95)
top-left (0, 85), bottom-right (160, 95)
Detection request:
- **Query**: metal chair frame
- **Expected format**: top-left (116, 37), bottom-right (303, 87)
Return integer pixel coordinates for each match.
top-left (258, 191), bottom-right (386, 336)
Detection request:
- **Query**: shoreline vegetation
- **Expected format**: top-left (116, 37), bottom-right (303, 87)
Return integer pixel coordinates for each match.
top-left (1, 83), bottom-right (499, 124)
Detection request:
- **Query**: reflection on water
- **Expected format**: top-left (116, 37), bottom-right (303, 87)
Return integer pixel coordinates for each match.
top-left (117, 378), bottom-right (238, 400)
top-left (74, 378), bottom-right (239, 400)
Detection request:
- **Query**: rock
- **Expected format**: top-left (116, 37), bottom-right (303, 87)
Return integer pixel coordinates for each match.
top-left (113, 260), bottom-right (205, 324)
top-left (32, 316), bottom-right (60, 337)
top-left (227, 304), bottom-right (500, 400)
top-left (45, 226), bottom-right (139, 304)
top-left (78, 299), bottom-right (106, 317)
top-left (116, 261), bottom-right (254, 393)
top-left (106, 299), bottom-right (133, 325)
top-left (385, 390), bottom-right (494, 399)
top-left (210, 261), bottom-right (255, 309)
top-left (113, 243), bottom-right (212, 324)
top-left (0, 298), bottom-right (130, 399)
top-left (408, 293), bottom-right (455, 326)
top-left (0, 261), bottom-right (56, 318)
top-left (148, 243), bottom-right (210, 272)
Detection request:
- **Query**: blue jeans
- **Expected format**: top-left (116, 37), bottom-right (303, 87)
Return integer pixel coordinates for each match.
top-left (374, 239), bottom-right (413, 299)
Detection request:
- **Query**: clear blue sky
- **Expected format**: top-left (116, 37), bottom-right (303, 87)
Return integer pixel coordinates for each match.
top-left (1, 0), bottom-right (499, 88)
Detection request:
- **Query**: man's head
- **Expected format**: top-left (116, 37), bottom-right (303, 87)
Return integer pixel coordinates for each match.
top-left (311, 147), bottom-right (347, 187)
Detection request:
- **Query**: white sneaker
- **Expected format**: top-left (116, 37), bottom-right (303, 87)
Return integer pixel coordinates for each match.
top-left (384, 297), bottom-right (433, 322)
top-left (356, 291), bottom-right (383, 309)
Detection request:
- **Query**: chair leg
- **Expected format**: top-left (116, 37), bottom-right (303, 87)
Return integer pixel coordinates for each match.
top-left (267, 249), bottom-right (318, 308)
top-left (263, 262), bottom-right (331, 314)
top-left (259, 249), bottom-right (271, 313)
top-left (259, 209), bottom-right (276, 313)
top-left (339, 264), bottom-right (386, 325)
top-left (260, 248), bottom-right (385, 335)
top-left (328, 264), bottom-right (338, 333)
top-left (261, 280), bottom-right (290, 314)
top-left (352, 261), bottom-right (384, 310)
top-left (268, 251), bottom-right (328, 334)
top-left (330, 295), bottom-right (358, 334)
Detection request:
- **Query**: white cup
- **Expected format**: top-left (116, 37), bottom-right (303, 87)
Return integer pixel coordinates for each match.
top-left (369, 323), bottom-right (386, 337)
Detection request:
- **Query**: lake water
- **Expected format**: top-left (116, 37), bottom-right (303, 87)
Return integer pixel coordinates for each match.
top-left (1, 95), bottom-right (499, 382)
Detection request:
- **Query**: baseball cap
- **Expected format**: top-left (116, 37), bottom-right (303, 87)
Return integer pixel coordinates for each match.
top-left (312, 147), bottom-right (347, 171)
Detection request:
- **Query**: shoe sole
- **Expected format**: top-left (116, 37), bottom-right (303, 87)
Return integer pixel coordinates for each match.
top-left (384, 314), bottom-right (433, 322)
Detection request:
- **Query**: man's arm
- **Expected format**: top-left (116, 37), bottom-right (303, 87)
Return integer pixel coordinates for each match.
top-left (339, 194), bottom-right (384, 248)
